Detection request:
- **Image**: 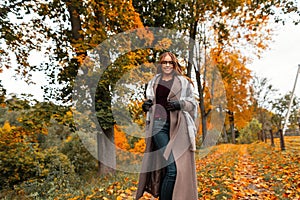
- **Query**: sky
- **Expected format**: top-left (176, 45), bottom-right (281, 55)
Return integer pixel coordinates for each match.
top-left (0, 50), bottom-right (47, 101)
top-left (1, 20), bottom-right (300, 102)
top-left (247, 21), bottom-right (300, 97)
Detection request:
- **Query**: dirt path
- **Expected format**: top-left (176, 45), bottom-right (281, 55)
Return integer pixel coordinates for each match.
top-left (232, 145), bottom-right (276, 199)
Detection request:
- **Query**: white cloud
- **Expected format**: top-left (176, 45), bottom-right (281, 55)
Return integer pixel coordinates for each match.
top-left (248, 22), bottom-right (300, 97)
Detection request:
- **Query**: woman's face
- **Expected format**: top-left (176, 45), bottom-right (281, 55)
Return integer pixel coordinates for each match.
top-left (160, 55), bottom-right (175, 76)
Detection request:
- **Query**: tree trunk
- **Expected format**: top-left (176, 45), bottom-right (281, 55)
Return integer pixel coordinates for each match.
top-left (196, 69), bottom-right (208, 142)
top-left (66, 1), bottom-right (116, 175)
top-left (187, 19), bottom-right (197, 78)
top-left (96, 81), bottom-right (116, 175)
top-left (223, 124), bottom-right (228, 143)
top-left (201, 107), bottom-right (208, 145)
top-left (66, 0), bottom-right (87, 58)
top-left (269, 129), bottom-right (275, 147)
top-left (259, 130), bottom-right (264, 141)
top-left (187, 17), bottom-right (211, 142)
top-left (279, 129), bottom-right (286, 151)
top-left (257, 131), bottom-right (261, 141)
top-left (228, 111), bottom-right (235, 144)
top-left (97, 127), bottom-right (116, 175)
top-left (262, 130), bottom-right (267, 142)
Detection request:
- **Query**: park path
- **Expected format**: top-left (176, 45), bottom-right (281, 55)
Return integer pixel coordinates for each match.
top-left (232, 145), bottom-right (276, 199)
top-left (132, 144), bottom-right (281, 200)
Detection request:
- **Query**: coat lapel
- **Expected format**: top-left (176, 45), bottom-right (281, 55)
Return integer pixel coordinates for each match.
top-left (151, 74), bottom-right (182, 101)
top-left (168, 76), bottom-right (182, 101)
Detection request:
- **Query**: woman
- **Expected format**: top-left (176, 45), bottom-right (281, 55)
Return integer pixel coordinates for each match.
top-left (135, 52), bottom-right (198, 200)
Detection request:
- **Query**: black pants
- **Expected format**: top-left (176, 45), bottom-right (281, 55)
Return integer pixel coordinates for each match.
top-left (152, 120), bottom-right (177, 200)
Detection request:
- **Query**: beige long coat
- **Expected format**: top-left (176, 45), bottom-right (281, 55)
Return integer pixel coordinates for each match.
top-left (135, 74), bottom-right (198, 200)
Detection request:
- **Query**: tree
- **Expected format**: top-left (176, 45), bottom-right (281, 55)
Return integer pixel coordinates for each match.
top-left (0, 96), bottom-right (78, 191)
top-left (271, 92), bottom-right (300, 132)
top-left (213, 50), bottom-right (254, 143)
top-left (237, 118), bottom-right (262, 144)
top-left (250, 75), bottom-right (277, 141)
top-left (26, 0), bottom-right (147, 174)
top-left (2, 0), bottom-right (300, 172)
top-left (0, 81), bottom-right (5, 105)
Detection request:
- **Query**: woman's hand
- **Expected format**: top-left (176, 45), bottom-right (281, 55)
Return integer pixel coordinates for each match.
top-left (166, 100), bottom-right (181, 111)
top-left (142, 99), bottom-right (153, 112)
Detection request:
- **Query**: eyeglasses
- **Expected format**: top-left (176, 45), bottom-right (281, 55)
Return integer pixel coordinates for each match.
top-left (161, 61), bottom-right (175, 65)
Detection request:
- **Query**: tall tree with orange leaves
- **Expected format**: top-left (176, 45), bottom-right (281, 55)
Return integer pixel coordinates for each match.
top-left (211, 49), bottom-right (253, 143)
top-left (133, 0), bottom-right (300, 142)
top-left (1, 0), bottom-right (151, 174)
top-left (182, 0), bottom-right (299, 141)
top-left (60, 0), bottom-right (151, 174)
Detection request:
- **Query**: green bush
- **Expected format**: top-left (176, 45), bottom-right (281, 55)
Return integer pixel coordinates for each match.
top-left (0, 141), bottom-right (39, 189)
top-left (15, 147), bottom-right (77, 198)
top-left (0, 138), bottom-right (78, 198)
top-left (18, 147), bottom-right (77, 199)
top-left (61, 133), bottom-right (97, 175)
top-left (237, 118), bottom-right (262, 144)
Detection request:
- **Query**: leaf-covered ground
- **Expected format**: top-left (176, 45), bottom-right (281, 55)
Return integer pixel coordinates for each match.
top-left (196, 137), bottom-right (300, 200)
top-left (4, 136), bottom-right (300, 199)
top-left (64, 136), bottom-right (300, 200)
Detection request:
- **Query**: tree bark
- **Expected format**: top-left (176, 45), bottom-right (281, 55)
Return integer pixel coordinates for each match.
top-left (97, 127), bottom-right (116, 175)
top-left (223, 123), bottom-right (228, 143)
top-left (257, 131), bottom-right (261, 141)
top-left (96, 80), bottom-right (116, 175)
top-left (187, 17), bottom-right (209, 142)
top-left (269, 129), bottom-right (275, 147)
top-left (228, 110), bottom-right (235, 144)
top-left (279, 129), bottom-right (286, 151)
top-left (262, 130), bottom-right (267, 142)
top-left (66, 1), bottom-right (116, 174)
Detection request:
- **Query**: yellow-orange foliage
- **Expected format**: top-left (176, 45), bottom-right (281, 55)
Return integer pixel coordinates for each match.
top-left (114, 125), bottom-right (146, 153)
top-left (130, 138), bottom-right (146, 153)
top-left (114, 125), bottom-right (130, 151)
top-left (210, 48), bottom-right (253, 129)
top-left (2, 121), bottom-right (12, 132)
top-left (0, 121), bottom-right (28, 144)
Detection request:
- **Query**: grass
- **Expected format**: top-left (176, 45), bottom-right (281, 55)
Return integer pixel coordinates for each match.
top-left (1, 136), bottom-right (300, 199)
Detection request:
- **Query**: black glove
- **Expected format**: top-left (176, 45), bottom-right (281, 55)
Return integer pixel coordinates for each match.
top-left (142, 99), bottom-right (153, 112)
top-left (166, 100), bottom-right (181, 111)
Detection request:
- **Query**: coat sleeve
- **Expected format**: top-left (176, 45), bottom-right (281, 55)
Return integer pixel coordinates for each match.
top-left (180, 81), bottom-right (197, 113)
